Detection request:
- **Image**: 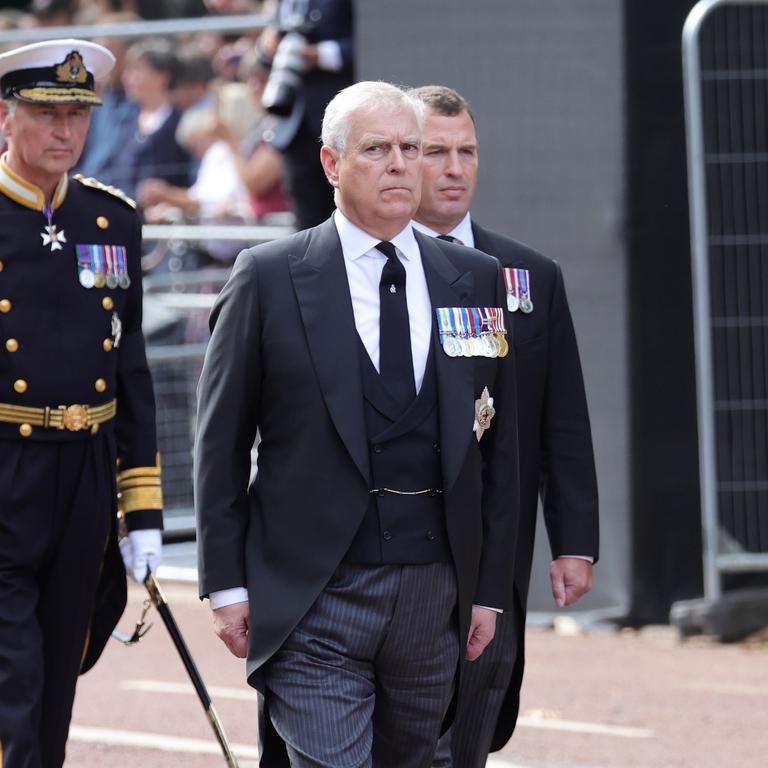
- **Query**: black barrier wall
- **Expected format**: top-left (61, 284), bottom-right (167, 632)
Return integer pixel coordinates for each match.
top-left (625, 0), bottom-right (703, 622)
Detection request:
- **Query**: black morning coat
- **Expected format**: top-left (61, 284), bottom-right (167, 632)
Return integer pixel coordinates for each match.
top-left (194, 217), bottom-right (521, 690)
top-left (472, 222), bottom-right (599, 750)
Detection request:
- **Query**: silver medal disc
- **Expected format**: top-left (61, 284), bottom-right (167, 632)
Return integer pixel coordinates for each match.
top-left (444, 336), bottom-right (461, 357)
top-left (79, 268), bottom-right (95, 288)
top-left (520, 298), bottom-right (534, 314)
top-left (507, 293), bottom-right (519, 312)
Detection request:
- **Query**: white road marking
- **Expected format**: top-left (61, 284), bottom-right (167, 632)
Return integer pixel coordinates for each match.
top-left (517, 715), bottom-right (653, 739)
top-left (485, 758), bottom-right (535, 768)
top-left (122, 679), bottom-right (258, 701)
top-left (68, 725), bottom-right (260, 757)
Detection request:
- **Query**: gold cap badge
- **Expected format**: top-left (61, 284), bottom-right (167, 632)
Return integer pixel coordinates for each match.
top-left (55, 52), bottom-right (88, 84)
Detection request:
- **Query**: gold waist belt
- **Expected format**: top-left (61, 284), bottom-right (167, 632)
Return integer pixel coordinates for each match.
top-left (0, 399), bottom-right (117, 431)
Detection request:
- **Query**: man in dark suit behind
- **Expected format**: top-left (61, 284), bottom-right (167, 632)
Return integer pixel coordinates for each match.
top-left (409, 85), bottom-right (600, 768)
top-left (195, 81), bottom-right (520, 767)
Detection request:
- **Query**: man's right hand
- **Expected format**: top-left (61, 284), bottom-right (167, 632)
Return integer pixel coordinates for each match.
top-left (212, 601), bottom-right (250, 658)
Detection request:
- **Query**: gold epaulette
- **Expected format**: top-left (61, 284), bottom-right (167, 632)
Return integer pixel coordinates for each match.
top-left (73, 173), bottom-right (137, 210)
top-left (117, 454), bottom-right (163, 514)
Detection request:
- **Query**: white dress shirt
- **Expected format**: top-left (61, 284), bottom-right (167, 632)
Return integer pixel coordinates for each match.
top-left (334, 209), bottom-right (432, 391)
top-left (412, 211), bottom-right (475, 249)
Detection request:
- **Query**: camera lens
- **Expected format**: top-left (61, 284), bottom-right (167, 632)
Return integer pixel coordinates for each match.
top-left (262, 32), bottom-right (307, 117)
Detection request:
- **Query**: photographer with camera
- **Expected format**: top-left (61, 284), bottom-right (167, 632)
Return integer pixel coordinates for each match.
top-left (256, 0), bottom-right (354, 230)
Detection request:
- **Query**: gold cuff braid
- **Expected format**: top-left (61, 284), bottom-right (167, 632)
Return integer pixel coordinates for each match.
top-left (117, 459), bottom-right (163, 514)
top-left (116, 464), bottom-right (162, 482)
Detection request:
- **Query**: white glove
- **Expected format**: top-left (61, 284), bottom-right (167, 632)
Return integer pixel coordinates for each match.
top-left (119, 529), bottom-right (163, 583)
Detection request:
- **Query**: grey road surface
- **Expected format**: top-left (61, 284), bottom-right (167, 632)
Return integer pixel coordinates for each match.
top-left (65, 581), bottom-right (768, 768)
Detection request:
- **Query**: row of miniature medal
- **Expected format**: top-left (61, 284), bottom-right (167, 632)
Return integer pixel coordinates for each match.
top-left (75, 244), bottom-right (131, 289)
top-left (436, 307), bottom-right (509, 358)
top-left (503, 267), bottom-right (533, 313)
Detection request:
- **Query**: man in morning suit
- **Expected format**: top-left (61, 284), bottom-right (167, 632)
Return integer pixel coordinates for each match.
top-left (0, 39), bottom-right (163, 768)
top-left (194, 80), bottom-right (519, 768)
top-left (409, 86), bottom-right (599, 768)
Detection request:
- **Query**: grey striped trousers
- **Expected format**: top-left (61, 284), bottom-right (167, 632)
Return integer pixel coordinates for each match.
top-left (264, 562), bottom-right (459, 768)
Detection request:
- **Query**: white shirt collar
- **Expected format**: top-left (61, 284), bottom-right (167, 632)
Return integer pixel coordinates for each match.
top-left (411, 211), bottom-right (475, 248)
top-left (334, 208), bottom-right (421, 262)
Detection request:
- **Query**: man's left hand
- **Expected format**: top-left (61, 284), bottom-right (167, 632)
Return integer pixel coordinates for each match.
top-left (550, 557), bottom-right (593, 608)
top-left (466, 605), bottom-right (497, 661)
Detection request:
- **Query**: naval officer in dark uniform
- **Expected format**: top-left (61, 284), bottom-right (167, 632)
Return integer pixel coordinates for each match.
top-left (0, 39), bottom-right (163, 768)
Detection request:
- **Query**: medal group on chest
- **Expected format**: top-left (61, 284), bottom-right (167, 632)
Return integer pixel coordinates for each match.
top-left (503, 267), bottom-right (534, 314)
top-left (436, 306), bottom-right (509, 358)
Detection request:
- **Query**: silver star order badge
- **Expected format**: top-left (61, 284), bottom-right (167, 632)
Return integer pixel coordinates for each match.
top-left (40, 224), bottom-right (67, 251)
top-left (473, 387), bottom-right (496, 442)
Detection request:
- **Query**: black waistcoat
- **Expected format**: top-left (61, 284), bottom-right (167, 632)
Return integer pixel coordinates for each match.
top-left (344, 338), bottom-right (450, 564)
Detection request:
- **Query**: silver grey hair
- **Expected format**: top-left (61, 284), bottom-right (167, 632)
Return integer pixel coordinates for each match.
top-left (321, 81), bottom-right (424, 155)
top-left (3, 97), bottom-right (17, 117)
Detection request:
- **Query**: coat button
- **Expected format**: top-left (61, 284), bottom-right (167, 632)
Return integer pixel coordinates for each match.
top-left (0, 299), bottom-right (11, 313)
top-left (432, 442), bottom-right (441, 453)
top-left (373, 444), bottom-right (382, 454)
top-left (5, 338), bottom-right (18, 352)
top-left (96, 216), bottom-right (109, 229)
top-left (95, 378), bottom-right (107, 393)
top-left (426, 530), bottom-right (436, 541)
top-left (0, 259), bottom-right (4, 271)
top-left (383, 530), bottom-right (392, 541)
top-left (91, 423), bottom-right (100, 434)
top-left (102, 296), bottom-right (114, 311)
top-left (13, 379), bottom-right (27, 393)
top-left (103, 338), bottom-right (113, 352)
top-left (19, 423), bottom-right (32, 437)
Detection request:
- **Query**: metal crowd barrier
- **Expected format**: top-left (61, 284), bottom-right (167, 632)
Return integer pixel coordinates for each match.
top-left (142, 224), bottom-right (293, 534)
top-left (0, 13), bottom-right (270, 46)
top-left (682, 0), bottom-right (768, 603)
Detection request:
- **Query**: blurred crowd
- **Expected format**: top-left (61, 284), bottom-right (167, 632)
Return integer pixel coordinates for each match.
top-left (0, 0), bottom-right (300, 271)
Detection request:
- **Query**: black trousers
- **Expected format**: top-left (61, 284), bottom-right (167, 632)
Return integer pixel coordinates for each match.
top-left (281, 118), bottom-right (336, 231)
top-left (0, 435), bottom-right (115, 768)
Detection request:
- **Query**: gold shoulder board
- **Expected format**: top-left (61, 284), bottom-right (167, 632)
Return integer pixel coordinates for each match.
top-left (73, 174), bottom-right (137, 210)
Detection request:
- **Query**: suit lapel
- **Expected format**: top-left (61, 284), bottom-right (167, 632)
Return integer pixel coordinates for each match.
top-left (417, 231), bottom-right (475, 494)
top-left (289, 219), bottom-right (370, 484)
top-left (473, 221), bottom-right (522, 267)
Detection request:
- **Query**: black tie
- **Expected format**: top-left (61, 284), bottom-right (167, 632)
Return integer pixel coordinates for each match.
top-left (376, 241), bottom-right (416, 408)
top-left (437, 234), bottom-right (463, 245)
